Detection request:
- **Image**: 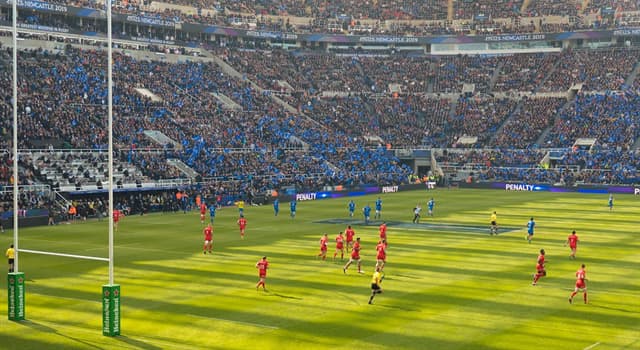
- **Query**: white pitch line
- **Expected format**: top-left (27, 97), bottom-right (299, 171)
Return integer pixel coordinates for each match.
top-left (583, 342), bottom-right (600, 350)
top-left (187, 313), bottom-right (279, 330)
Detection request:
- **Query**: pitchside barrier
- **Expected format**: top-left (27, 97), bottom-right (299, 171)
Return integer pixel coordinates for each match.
top-left (458, 181), bottom-right (639, 194)
top-left (275, 182), bottom-right (638, 206)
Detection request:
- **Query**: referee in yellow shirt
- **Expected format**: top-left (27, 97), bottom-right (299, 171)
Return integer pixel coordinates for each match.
top-left (490, 211), bottom-right (498, 235)
top-left (368, 267), bottom-right (383, 304)
top-left (235, 200), bottom-right (245, 215)
top-left (6, 244), bottom-right (15, 272)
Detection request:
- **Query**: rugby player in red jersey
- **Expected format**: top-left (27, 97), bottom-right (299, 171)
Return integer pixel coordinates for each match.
top-left (379, 222), bottom-right (387, 241)
top-left (203, 223), bottom-right (213, 254)
top-left (569, 264), bottom-right (587, 304)
top-left (237, 215), bottom-right (247, 239)
top-left (256, 256), bottom-right (269, 291)
top-left (343, 237), bottom-right (363, 274)
top-left (199, 202), bottom-right (207, 224)
top-left (532, 249), bottom-right (546, 285)
top-left (113, 209), bottom-right (121, 232)
top-left (375, 239), bottom-right (387, 271)
top-left (345, 225), bottom-right (355, 251)
top-left (317, 233), bottom-right (329, 260)
top-left (334, 232), bottom-right (345, 261)
top-left (564, 230), bottom-right (579, 259)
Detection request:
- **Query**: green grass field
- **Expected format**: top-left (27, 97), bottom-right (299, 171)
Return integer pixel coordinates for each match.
top-left (0, 189), bottom-right (638, 350)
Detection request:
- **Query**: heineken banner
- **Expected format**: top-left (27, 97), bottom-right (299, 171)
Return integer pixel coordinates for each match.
top-left (8, 272), bottom-right (25, 321)
top-left (102, 284), bottom-right (120, 336)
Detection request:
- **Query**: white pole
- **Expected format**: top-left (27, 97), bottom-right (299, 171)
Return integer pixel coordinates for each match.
top-left (18, 249), bottom-right (110, 262)
top-left (107, 0), bottom-right (114, 286)
top-left (12, 0), bottom-right (19, 273)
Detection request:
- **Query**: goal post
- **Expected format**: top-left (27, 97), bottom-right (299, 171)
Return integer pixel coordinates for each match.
top-left (103, 0), bottom-right (120, 337)
top-left (11, 249), bottom-right (119, 334)
top-left (8, 0), bottom-right (24, 324)
top-left (7, 0), bottom-right (121, 336)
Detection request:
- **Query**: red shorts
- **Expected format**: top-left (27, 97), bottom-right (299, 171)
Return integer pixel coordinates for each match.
top-left (259, 272), bottom-right (266, 278)
top-left (377, 255), bottom-right (386, 261)
top-left (336, 244), bottom-right (344, 249)
top-left (570, 245), bottom-right (577, 249)
top-left (351, 255), bottom-right (360, 260)
top-left (575, 280), bottom-right (586, 289)
top-left (321, 247), bottom-right (327, 252)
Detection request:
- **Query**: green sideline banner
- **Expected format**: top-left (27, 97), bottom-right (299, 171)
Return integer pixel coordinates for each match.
top-left (102, 284), bottom-right (120, 336)
top-left (8, 272), bottom-right (25, 321)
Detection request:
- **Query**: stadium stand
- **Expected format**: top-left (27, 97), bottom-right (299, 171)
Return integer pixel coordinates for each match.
top-left (0, 0), bottom-right (639, 210)
top-left (491, 97), bottom-right (566, 149)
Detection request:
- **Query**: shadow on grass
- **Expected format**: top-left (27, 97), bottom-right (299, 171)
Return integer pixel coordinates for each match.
top-left (373, 303), bottom-right (421, 312)
top-left (20, 319), bottom-right (104, 350)
top-left (268, 292), bottom-right (304, 300)
top-left (114, 335), bottom-right (163, 350)
top-left (590, 303), bottom-right (640, 314)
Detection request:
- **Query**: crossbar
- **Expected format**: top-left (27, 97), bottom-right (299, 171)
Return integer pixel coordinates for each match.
top-left (18, 249), bottom-right (109, 262)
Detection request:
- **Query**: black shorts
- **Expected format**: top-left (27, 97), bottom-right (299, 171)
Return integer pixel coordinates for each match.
top-left (8, 258), bottom-right (14, 264)
top-left (491, 221), bottom-right (497, 226)
top-left (371, 283), bottom-right (380, 290)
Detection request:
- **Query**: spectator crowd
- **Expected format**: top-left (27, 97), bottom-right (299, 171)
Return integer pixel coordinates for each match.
top-left (0, 31), bottom-right (639, 208)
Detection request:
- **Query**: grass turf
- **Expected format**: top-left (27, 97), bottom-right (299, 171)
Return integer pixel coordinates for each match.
top-left (0, 188), bottom-right (638, 349)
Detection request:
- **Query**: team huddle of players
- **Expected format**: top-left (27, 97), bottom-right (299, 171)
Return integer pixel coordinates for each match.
top-left (324, 223), bottom-right (387, 269)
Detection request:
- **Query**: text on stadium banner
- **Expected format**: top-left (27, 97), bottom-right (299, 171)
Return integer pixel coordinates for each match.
top-left (505, 184), bottom-right (535, 191)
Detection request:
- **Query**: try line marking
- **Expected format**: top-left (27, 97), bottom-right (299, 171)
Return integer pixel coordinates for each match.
top-left (583, 342), bottom-right (600, 350)
top-left (187, 314), bottom-right (279, 330)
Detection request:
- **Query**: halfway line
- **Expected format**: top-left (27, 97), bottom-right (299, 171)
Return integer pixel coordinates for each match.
top-left (19, 249), bottom-right (109, 262)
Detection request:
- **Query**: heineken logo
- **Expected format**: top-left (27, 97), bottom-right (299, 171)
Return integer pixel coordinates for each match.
top-left (9, 277), bottom-right (14, 283)
top-left (18, 277), bottom-right (23, 283)
top-left (104, 290), bottom-right (110, 297)
top-left (114, 289), bottom-right (119, 297)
